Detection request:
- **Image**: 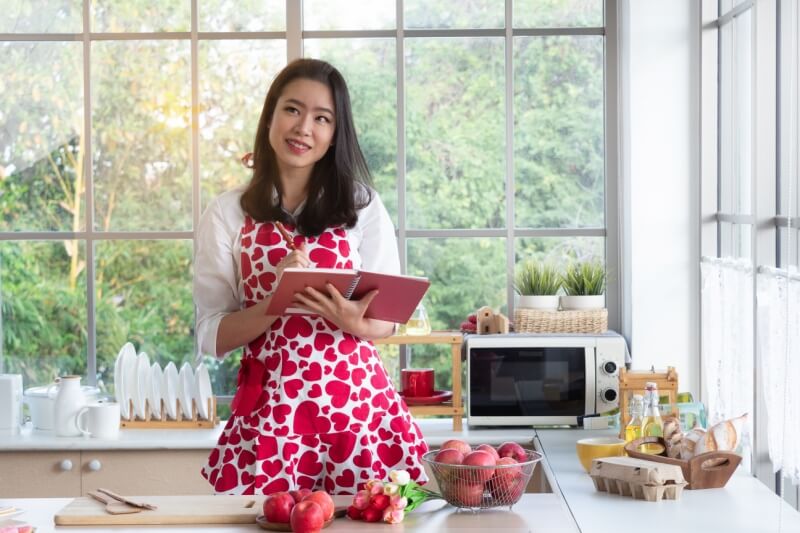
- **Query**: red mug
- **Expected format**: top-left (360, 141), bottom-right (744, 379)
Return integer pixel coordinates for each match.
top-left (401, 368), bottom-right (435, 398)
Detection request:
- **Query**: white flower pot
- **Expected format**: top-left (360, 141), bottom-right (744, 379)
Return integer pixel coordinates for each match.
top-left (517, 295), bottom-right (560, 310)
top-left (560, 294), bottom-right (605, 310)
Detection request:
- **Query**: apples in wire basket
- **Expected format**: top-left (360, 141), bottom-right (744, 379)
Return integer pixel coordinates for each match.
top-left (422, 440), bottom-right (542, 510)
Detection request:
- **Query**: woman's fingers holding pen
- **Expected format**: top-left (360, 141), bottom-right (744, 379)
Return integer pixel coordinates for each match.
top-left (276, 243), bottom-right (309, 280)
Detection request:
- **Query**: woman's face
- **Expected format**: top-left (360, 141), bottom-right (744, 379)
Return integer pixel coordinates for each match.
top-left (268, 78), bottom-right (336, 180)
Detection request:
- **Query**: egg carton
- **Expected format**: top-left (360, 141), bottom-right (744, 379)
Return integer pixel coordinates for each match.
top-left (589, 456), bottom-right (688, 502)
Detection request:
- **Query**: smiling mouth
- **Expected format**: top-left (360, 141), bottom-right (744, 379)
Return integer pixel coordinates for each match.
top-left (286, 139), bottom-right (311, 154)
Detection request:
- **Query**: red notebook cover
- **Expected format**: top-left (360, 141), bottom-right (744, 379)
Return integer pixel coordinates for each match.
top-left (264, 268), bottom-right (430, 323)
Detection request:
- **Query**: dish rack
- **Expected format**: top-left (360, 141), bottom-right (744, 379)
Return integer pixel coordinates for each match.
top-left (513, 308), bottom-right (607, 334)
top-left (120, 397), bottom-right (219, 429)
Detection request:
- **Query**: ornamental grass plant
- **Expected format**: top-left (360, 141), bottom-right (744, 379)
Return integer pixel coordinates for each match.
top-left (562, 261), bottom-right (606, 296)
top-left (514, 260), bottom-right (562, 296)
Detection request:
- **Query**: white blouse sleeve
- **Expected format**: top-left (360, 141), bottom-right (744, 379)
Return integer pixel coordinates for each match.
top-left (194, 193), bottom-right (243, 359)
top-left (355, 191), bottom-right (401, 276)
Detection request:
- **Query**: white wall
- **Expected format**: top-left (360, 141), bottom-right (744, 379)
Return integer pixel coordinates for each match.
top-left (621, 0), bottom-right (700, 396)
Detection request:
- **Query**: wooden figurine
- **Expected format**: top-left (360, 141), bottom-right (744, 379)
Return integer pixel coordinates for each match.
top-left (476, 306), bottom-right (510, 335)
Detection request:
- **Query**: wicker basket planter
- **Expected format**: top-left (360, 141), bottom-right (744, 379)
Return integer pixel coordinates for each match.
top-left (513, 308), bottom-right (608, 334)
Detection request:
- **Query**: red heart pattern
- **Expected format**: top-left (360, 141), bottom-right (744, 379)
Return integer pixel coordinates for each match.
top-left (201, 217), bottom-right (429, 495)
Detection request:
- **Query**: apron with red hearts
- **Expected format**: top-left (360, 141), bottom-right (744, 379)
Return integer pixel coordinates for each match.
top-left (201, 217), bottom-right (429, 495)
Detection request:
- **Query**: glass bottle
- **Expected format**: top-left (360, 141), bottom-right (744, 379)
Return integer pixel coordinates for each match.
top-left (624, 394), bottom-right (644, 443)
top-left (642, 381), bottom-right (664, 438)
top-left (404, 302), bottom-right (431, 336)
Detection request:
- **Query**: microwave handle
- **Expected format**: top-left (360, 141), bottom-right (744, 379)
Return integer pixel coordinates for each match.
top-left (584, 347), bottom-right (596, 416)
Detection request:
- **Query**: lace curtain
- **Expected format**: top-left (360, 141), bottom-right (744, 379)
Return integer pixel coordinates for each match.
top-left (757, 266), bottom-right (800, 484)
top-left (700, 256), bottom-right (754, 466)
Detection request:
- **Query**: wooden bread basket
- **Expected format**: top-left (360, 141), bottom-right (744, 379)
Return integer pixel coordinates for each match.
top-left (625, 437), bottom-right (741, 490)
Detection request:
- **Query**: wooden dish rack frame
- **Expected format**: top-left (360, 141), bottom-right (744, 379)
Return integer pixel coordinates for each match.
top-left (374, 331), bottom-right (464, 431)
top-left (120, 396), bottom-right (219, 429)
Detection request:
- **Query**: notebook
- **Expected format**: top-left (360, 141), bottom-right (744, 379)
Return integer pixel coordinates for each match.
top-left (264, 267), bottom-right (430, 323)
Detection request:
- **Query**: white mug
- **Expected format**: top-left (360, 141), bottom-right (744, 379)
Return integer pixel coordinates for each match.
top-left (76, 401), bottom-right (120, 439)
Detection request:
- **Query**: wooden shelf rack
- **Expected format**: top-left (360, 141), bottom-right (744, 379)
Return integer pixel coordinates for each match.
top-left (374, 331), bottom-right (464, 431)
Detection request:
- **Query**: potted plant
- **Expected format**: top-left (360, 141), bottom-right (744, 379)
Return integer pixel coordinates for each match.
top-left (514, 260), bottom-right (562, 310)
top-left (560, 260), bottom-right (606, 310)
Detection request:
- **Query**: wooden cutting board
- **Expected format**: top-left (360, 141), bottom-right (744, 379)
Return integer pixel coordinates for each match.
top-left (54, 495), bottom-right (263, 526)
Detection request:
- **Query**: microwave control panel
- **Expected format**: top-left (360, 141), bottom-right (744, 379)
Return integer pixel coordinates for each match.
top-left (595, 336), bottom-right (626, 412)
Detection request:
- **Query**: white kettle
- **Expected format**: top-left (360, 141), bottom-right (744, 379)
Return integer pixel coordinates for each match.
top-left (53, 375), bottom-right (87, 437)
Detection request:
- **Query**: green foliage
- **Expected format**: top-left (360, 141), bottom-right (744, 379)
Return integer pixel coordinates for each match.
top-left (562, 261), bottom-right (606, 296)
top-left (514, 260), bottom-right (562, 295)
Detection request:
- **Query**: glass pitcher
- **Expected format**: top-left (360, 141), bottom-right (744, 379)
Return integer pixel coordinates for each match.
top-left (404, 302), bottom-right (431, 336)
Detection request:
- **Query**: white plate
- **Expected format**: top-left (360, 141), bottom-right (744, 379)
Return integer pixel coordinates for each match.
top-left (134, 352), bottom-right (150, 419)
top-left (162, 362), bottom-right (179, 420)
top-left (121, 344), bottom-right (138, 420)
top-left (177, 362), bottom-right (194, 419)
top-left (149, 362), bottom-right (163, 419)
top-left (113, 343), bottom-right (135, 419)
top-left (194, 363), bottom-right (213, 420)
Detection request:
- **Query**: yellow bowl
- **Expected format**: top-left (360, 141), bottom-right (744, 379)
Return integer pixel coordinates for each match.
top-left (575, 437), bottom-right (626, 472)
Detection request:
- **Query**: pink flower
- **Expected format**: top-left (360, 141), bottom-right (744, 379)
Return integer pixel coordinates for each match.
top-left (368, 481), bottom-right (384, 496)
top-left (383, 506), bottom-right (405, 524)
top-left (390, 495), bottom-right (408, 510)
top-left (383, 483), bottom-right (400, 496)
top-left (353, 489), bottom-right (371, 510)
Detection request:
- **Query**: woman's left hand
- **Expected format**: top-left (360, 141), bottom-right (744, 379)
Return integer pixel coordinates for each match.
top-left (293, 283), bottom-right (388, 339)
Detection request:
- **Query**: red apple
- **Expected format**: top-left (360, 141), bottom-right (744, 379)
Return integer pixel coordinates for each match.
top-left (441, 439), bottom-right (472, 456)
top-left (434, 447), bottom-right (465, 482)
top-left (302, 490), bottom-right (334, 521)
top-left (476, 443), bottom-right (500, 461)
top-left (497, 441), bottom-right (528, 463)
top-left (262, 491), bottom-right (295, 524)
top-left (290, 500), bottom-right (325, 533)
top-left (461, 450), bottom-right (497, 483)
top-left (489, 457), bottom-right (524, 502)
top-left (289, 488), bottom-right (312, 503)
top-left (450, 481), bottom-right (485, 507)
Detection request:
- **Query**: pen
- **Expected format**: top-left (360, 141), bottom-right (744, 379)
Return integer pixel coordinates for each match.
top-left (275, 221), bottom-right (297, 251)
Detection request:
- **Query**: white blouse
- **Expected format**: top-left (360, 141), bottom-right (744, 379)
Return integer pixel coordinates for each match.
top-left (193, 186), bottom-right (400, 359)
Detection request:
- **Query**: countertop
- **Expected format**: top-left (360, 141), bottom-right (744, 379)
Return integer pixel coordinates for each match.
top-left (1, 493), bottom-right (578, 533)
top-left (535, 429), bottom-right (800, 533)
top-left (0, 419), bottom-right (536, 450)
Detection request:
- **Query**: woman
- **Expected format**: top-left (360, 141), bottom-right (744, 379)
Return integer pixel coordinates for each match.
top-left (194, 58), bottom-right (428, 495)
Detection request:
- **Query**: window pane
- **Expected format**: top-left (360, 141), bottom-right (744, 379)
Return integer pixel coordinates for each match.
top-left (95, 240), bottom-right (194, 392)
top-left (516, 236), bottom-right (604, 267)
top-left (407, 237), bottom-right (506, 392)
top-left (778, 228), bottom-right (799, 269)
top-left (779, 0), bottom-right (798, 221)
top-left (198, 40), bottom-right (285, 208)
top-left (405, 38), bottom-right (505, 229)
top-left (720, 222), bottom-right (752, 259)
top-left (91, 0), bottom-right (189, 32)
top-left (405, 0), bottom-right (503, 29)
top-left (720, 9), bottom-right (752, 215)
top-left (1, 241), bottom-right (87, 386)
top-left (514, 0), bottom-right (603, 28)
top-left (1, 42), bottom-right (84, 231)
top-left (304, 39), bottom-right (398, 223)
top-left (92, 41), bottom-right (191, 231)
top-left (514, 36), bottom-right (604, 228)
top-left (200, 0), bottom-right (285, 32)
top-left (303, 0), bottom-right (394, 31)
top-left (0, 0), bottom-right (81, 32)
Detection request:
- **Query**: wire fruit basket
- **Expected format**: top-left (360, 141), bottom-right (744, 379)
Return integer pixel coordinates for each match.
top-left (422, 449), bottom-right (543, 511)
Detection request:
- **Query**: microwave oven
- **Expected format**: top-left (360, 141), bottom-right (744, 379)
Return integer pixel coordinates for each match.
top-left (466, 332), bottom-right (627, 426)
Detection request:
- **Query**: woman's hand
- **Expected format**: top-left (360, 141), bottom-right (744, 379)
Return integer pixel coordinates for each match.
top-left (275, 243), bottom-right (310, 281)
top-left (292, 283), bottom-right (393, 340)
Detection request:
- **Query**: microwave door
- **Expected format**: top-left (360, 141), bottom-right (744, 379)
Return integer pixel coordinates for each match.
top-left (584, 346), bottom-right (596, 418)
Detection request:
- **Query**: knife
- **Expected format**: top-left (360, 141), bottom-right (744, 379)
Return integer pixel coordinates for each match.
top-left (97, 488), bottom-right (158, 510)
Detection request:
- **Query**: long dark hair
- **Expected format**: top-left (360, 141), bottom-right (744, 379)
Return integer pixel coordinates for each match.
top-left (240, 58), bottom-right (373, 236)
